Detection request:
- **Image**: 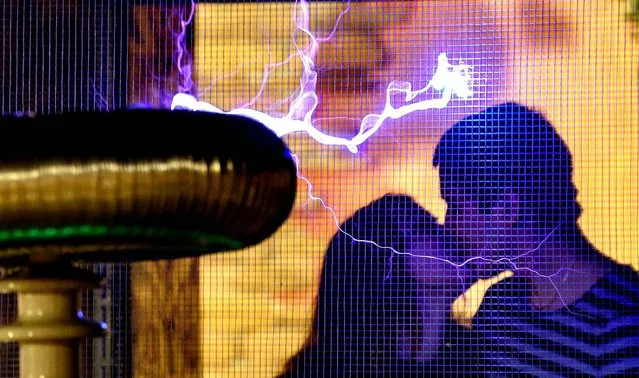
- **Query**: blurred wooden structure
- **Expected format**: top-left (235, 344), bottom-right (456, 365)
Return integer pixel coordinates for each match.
top-left (128, 4), bottom-right (202, 378)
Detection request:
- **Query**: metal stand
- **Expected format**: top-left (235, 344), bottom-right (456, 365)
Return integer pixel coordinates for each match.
top-left (0, 262), bottom-right (108, 378)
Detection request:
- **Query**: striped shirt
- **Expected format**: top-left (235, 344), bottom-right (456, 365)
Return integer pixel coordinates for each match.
top-left (464, 265), bottom-right (639, 377)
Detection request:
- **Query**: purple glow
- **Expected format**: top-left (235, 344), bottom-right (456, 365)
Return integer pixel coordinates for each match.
top-left (175, 2), bottom-right (195, 94)
top-left (172, 53), bottom-right (472, 153)
top-left (170, 0), bottom-right (472, 153)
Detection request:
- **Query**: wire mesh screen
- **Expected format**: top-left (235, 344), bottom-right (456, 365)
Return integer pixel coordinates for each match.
top-left (0, 1), bottom-right (130, 377)
top-left (1, 0), bottom-right (638, 377)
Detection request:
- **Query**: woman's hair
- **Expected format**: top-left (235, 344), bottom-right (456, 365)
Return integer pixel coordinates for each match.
top-left (280, 194), bottom-right (444, 376)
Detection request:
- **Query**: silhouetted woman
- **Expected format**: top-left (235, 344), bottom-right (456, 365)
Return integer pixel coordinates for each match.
top-left (280, 194), bottom-right (465, 376)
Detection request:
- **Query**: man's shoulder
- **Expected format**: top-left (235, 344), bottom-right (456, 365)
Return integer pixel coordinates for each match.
top-left (592, 263), bottom-right (639, 310)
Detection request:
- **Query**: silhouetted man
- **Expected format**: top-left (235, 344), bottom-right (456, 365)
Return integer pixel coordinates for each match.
top-left (433, 102), bottom-right (639, 376)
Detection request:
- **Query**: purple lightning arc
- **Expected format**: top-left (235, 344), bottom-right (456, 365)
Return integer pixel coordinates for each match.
top-left (169, 0), bottom-right (468, 259)
top-left (167, 0), bottom-right (582, 314)
top-left (170, 0), bottom-right (473, 154)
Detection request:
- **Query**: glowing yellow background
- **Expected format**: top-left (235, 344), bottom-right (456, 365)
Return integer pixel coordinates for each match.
top-left (193, 1), bottom-right (638, 376)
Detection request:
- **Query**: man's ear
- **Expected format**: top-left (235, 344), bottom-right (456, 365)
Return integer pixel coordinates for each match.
top-left (490, 189), bottom-right (520, 226)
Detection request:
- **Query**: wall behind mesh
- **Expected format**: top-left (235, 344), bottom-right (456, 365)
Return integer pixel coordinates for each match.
top-left (0, 1), bottom-right (131, 377)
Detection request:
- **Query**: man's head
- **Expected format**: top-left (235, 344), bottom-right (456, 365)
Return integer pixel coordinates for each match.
top-left (433, 102), bottom-right (581, 253)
